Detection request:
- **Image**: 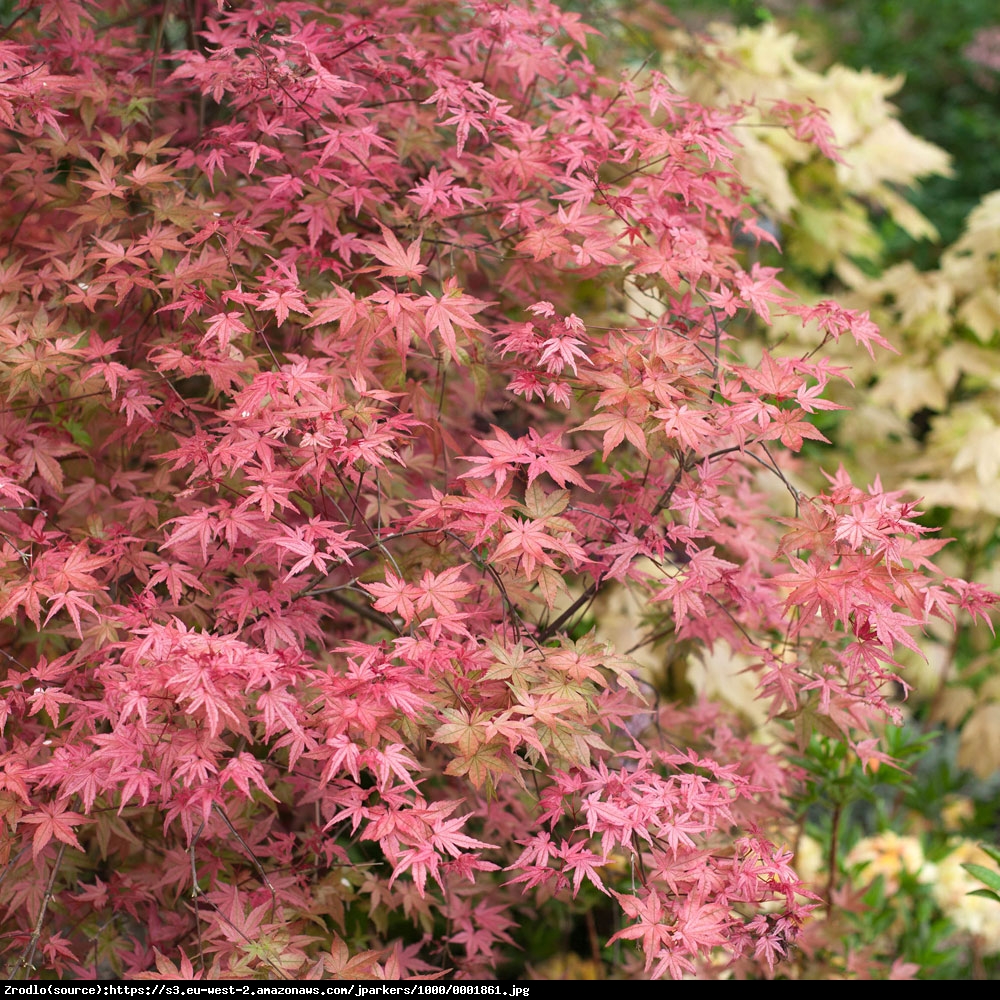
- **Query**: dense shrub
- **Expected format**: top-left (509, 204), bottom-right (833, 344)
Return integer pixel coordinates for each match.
top-left (0, 0), bottom-right (993, 980)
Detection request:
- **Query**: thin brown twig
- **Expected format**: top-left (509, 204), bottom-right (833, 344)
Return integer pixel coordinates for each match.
top-left (11, 844), bottom-right (66, 979)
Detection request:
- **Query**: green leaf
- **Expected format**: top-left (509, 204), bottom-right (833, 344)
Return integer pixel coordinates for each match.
top-left (967, 889), bottom-right (1000, 903)
top-left (978, 843), bottom-right (1000, 867)
top-left (517, 481), bottom-right (571, 524)
top-left (961, 862), bottom-right (1000, 895)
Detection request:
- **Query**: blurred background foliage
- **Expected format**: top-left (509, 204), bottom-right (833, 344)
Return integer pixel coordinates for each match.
top-left (709, 0), bottom-right (1000, 256)
top-left (573, 0), bottom-right (1000, 256)
top-left (550, 0), bottom-right (1000, 978)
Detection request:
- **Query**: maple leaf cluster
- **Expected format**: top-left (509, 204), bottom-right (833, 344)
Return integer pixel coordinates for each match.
top-left (0, 0), bottom-right (993, 981)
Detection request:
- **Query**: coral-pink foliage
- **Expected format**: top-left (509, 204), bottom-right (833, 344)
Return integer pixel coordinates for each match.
top-left (0, 0), bottom-right (993, 980)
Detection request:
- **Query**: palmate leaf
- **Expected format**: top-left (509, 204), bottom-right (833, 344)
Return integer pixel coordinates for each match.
top-left (444, 740), bottom-right (527, 791)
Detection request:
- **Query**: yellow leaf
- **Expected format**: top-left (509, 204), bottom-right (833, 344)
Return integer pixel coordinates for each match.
top-left (958, 287), bottom-right (1000, 342)
top-left (870, 359), bottom-right (948, 416)
top-left (958, 703), bottom-right (1000, 778)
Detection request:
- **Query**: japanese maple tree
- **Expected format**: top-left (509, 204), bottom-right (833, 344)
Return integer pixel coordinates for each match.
top-left (0, 0), bottom-right (993, 981)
